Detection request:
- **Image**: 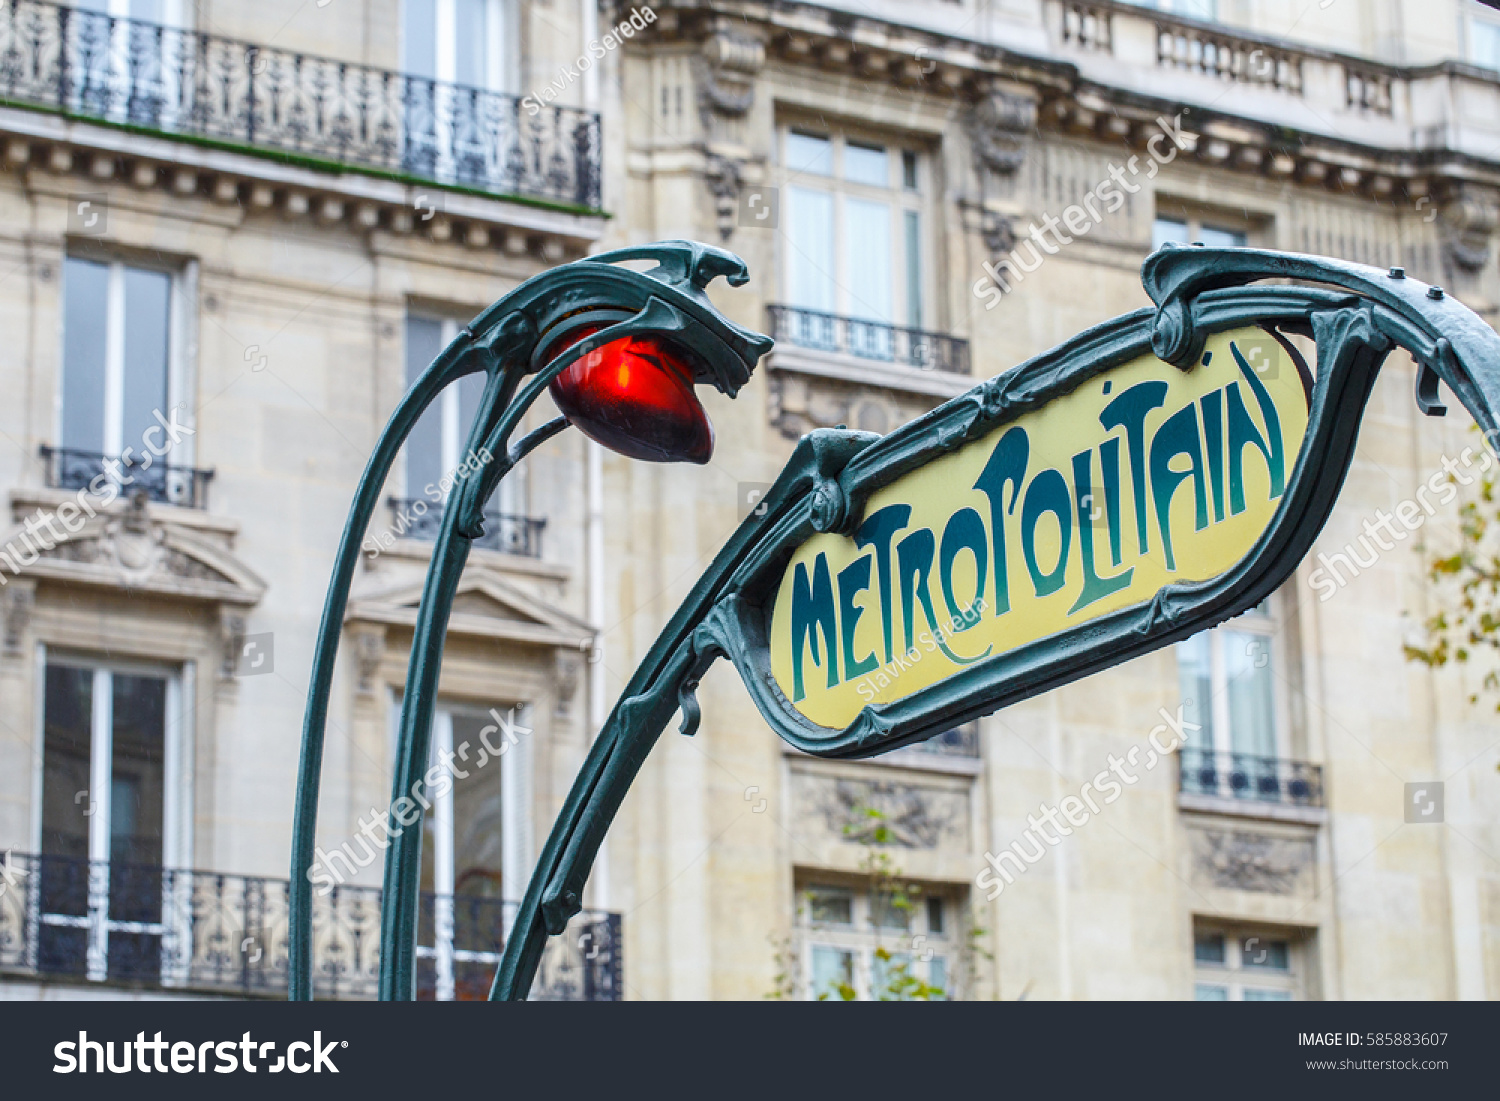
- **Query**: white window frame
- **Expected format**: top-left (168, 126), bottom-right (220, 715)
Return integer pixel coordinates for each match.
top-left (388, 695), bottom-right (533, 1001)
top-left (1152, 213), bottom-right (1249, 251)
top-left (1123, 0), bottom-right (1218, 21)
top-left (402, 0), bottom-right (515, 93)
top-left (1178, 596), bottom-right (1292, 755)
top-left (1193, 921), bottom-right (1307, 1001)
top-left (777, 126), bottom-right (932, 332)
top-left (404, 313), bottom-right (527, 519)
top-left (796, 880), bottom-right (957, 1000)
top-left (58, 253), bottom-right (196, 469)
top-left (31, 645), bottom-right (193, 984)
top-left (1470, 8), bottom-right (1500, 71)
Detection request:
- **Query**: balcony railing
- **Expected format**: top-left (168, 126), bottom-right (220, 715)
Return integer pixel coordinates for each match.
top-left (0, 0), bottom-right (602, 209)
top-left (767, 305), bottom-right (971, 376)
top-left (387, 497), bottom-right (545, 558)
top-left (1178, 747), bottom-right (1324, 809)
top-left (40, 444), bottom-right (213, 509)
top-left (0, 853), bottom-right (622, 1000)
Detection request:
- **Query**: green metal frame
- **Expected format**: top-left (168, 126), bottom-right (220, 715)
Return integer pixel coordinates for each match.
top-left (291, 243), bottom-right (1500, 1002)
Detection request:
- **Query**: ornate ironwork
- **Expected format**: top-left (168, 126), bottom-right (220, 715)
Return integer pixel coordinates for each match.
top-left (386, 497), bottom-right (545, 557)
top-left (290, 240), bottom-right (772, 1002)
top-left (296, 241), bottom-right (1500, 1007)
top-left (767, 304), bottom-right (971, 375)
top-left (39, 444), bottom-right (213, 509)
top-left (0, 853), bottom-right (619, 999)
top-left (1177, 747), bottom-right (1324, 808)
top-left (0, 0), bottom-right (602, 209)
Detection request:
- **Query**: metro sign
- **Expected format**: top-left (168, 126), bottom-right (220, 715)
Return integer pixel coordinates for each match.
top-left (770, 327), bottom-right (1309, 728)
top-left (297, 240), bottom-right (1500, 1002)
top-left (697, 247), bottom-right (1500, 762)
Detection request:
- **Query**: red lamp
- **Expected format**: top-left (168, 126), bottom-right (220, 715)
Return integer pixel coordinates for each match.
top-left (545, 326), bottom-right (715, 464)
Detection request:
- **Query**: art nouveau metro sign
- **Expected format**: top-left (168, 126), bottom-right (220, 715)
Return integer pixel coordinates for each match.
top-left (701, 247), bottom-right (1500, 766)
top-left (296, 242), bottom-right (1500, 1002)
top-left (769, 328), bottom-right (1311, 728)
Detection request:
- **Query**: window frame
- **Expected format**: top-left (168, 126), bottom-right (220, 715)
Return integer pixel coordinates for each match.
top-left (1152, 213), bottom-right (1250, 252)
top-left (403, 310), bottom-right (527, 519)
top-left (401, 0), bottom-right (515, 93)
top-left (57, 249), bottom-right (196, 469)
top-left (1176, 599), bottom-right (1291, 763)
top-left (1122, 0), bottom-right (1219, 22)
top-left (31, 644), bottom-right (194, 983)
top-left (796, 878), bottom-right (958, 1000)
top-left (386, 693), bottom-right (534, 1001)
top-left (1192, 920), bottom-right (1309, 1001)
top-left (776, 124), bottom-right (935, 332)
top-left (1470, 8), bottom-right (1500, 72)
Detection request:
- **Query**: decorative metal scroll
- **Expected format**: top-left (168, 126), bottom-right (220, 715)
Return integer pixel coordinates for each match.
top-left (292, 244), bottom-right (1500, 1002)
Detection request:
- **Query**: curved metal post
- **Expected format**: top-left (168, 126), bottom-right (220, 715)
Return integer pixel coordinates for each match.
top-left (491, 249), bottom-right (1500, 1001)
top-left (289, 241), bottom-right (772, 1001)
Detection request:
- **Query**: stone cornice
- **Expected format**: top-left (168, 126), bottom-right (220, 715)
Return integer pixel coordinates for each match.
top-left (631, 0), bottom-right (1500, 203)
top-left (0, 104), bottom-right (603, 260)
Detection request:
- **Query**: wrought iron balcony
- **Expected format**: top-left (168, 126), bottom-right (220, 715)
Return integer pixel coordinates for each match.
top-left (0, 853), bottom-right (621, 1000)
top-left (0, 0), bottom-right (602, 210)
top-left (40, 444), bottom-right (213, 509)
top-left (767, 305), bottom-right (971, 375)
top-left (1178, 747), bottom-right (1324, 809)
top-left (386, 497), bottom-right (545, 558)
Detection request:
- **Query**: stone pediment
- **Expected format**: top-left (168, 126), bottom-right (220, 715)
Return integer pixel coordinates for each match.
top-left (2, 493), bottom-right (265, 606)
top-left (347, 570), bottom-right (594, 649)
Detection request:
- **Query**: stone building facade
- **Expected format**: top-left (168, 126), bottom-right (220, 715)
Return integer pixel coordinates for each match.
top-left (0, 0), bottom-right (1496, 1000)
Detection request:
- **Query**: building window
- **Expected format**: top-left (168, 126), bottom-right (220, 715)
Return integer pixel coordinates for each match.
top-left (61, 255), bottom-right (189, 468)
top-left (402, 0), bottom-right (514, 91)
top-left (1176, 601), bottom-right (1279, 760)
top-left (392, 699), bottom-right (533, 1000)
top-left (1123, 0), bottom-right (1218, 21)
top-left (403, 313), bottom-right (527, 522)
top-left (797, 880), bottom-right (956, 1000)
top-left (1153, 215), bottom-right (1248, 251)
top-left (1472, 10), bottom-right (1500, 71)
top-left (1193, 921), bottom-right (1310, 1000)
top-left (779, 128), bottom-right (931, 338)
top-left (36, 654), bottom-right (190, 983)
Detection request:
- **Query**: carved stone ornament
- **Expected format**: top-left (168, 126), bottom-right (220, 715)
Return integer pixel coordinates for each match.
top-left (703, 151), bottom-right (743, 242)
top-left (1439, 186), bottom-right (1498, 274)
top-left (1, 494), bottom-right (265, 607)
top-left (696, 30), bottom-right (764, 121)
top-left (970, 87), bottom-right (1037, 177)
top-left (553, 648), bottom-right (582, 718)
top-left (354, 626), bottom-right (387, 695)
top-left (980, 208), bottom-right (1018, 266)
top-left (218, 608), bottom-right (247, 679)
top-left (1195, 829), bottom-right (1311, 894)
top-left (2, 577), bottom-right (35, 655)
top-left (819, 778), bottom-right (958, 849)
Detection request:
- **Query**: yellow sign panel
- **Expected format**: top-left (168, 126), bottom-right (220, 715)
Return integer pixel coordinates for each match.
top-left (768, 328), bottom-right (1311, 729)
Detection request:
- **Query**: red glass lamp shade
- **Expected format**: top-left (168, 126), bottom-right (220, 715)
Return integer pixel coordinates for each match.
top-left (545, 328), bottom-right (715, 464)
